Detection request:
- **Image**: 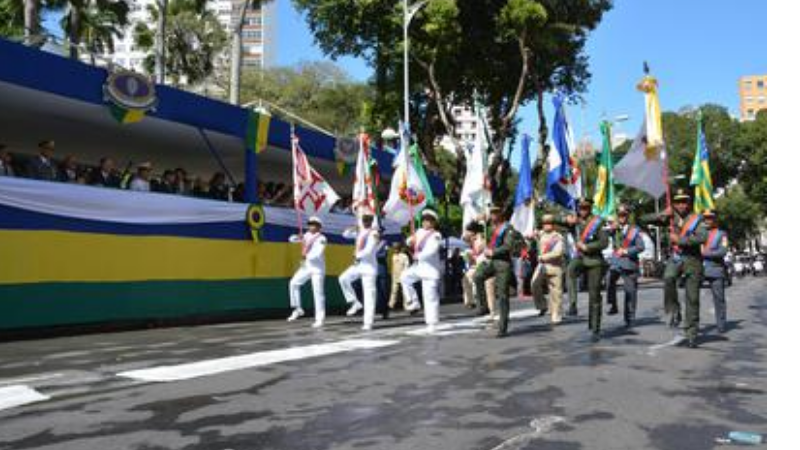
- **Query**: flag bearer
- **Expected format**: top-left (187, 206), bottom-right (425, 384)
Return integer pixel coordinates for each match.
top-left (701, 209), bottom-right (729, 334)
top-left (606, 205), bottom-right (646, 328)
top-left (339, 214), bottom-right (381, 331)
top-left (473, 205), bottom-right (516, 337)
top-left (400, 209), bottom-right (443, 333)
top-left (287, 216), bottom-right (327, 328)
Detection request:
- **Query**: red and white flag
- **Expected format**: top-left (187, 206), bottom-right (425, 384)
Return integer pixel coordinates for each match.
top-left (351, 133), bottom-right (376, 218)
top-left (292, 136), bottom-right (341, 214)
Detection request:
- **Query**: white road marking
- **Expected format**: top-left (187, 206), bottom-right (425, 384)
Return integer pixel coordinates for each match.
top-left (647, 334), bottom-right (686, 355)
top-left (0, 385), bottom-right (50, 411)
top-left (0, 373), bottom-right (64, 387)
top-left (488, 415), bottom-right (566, 450)
top-left (117, 339), bottom-right (399, 382)
top-left (403, 309), bottom-right (545, 337)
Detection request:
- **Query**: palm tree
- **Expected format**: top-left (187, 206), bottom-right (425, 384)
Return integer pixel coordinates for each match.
top-left (23, 0), bottom-right (40, 44)
top-left (0, 0), bottom-right (25, 38)
top-left (57, 0), bottom-right (129, 59)
top-left (134, 0), bottom-right (228, 87)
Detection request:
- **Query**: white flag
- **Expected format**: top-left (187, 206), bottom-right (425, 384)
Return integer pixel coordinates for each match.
top-left (382, 131), bottom-right (427, 224)
top-left (460, 110), bottom-right (491, 230)
top-left (613, 121), bottom-right (667, 199)
top-left (292, 136), bottom-right (341, 214)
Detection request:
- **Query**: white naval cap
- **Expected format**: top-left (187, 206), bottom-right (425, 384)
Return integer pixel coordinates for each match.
top-left (421, 209), bottom-right (439, 222)
top-left (308, 216), bottom-right (323, 226)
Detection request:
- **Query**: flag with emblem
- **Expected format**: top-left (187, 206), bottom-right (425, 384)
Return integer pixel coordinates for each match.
top-left (383, 123), bottom-right (428, 224)
top-left (352, 132), bottom-right (376, 217)
top-left (592, 121), bottom-right (617, 218)
top-left (460, 106), bottom-right (491, 230)
top-left (547, 94), bottom-right (583, 210)
top-left (292, 135), bottom-right (340, 214)
top-left (691, 113), bottom-right (715, 213)
top-left (613, 121), bottom-right (667, 198)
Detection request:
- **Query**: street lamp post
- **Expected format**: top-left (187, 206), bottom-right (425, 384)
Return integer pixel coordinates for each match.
top-left (403, 0), bottom-right (428, 127)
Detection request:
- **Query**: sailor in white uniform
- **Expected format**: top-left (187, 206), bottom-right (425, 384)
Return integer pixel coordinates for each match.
top-left (400, 209), bottom-right (443, 332)
top-left (339, 214), bottom-right (381, 330)
top-left (287, 216), bottom-right (327, 328)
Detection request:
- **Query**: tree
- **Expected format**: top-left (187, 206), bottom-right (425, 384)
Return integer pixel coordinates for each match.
top-left (23, 0), bottom-right (40, 45)
top-left (0, 0), bottom-right (25, 38)
top-left (230, 62), bottom-right (374, 136)
top-left (0, 0), bottom-right (43, 45)
top-left (291, 0), bottom-right (611, 206)
top-left (56, 0), bottom-right (129, 59)
top-left (606, 103), bottom-right (766, 249)
top-left (134, 0), bottom-right (228, 87)
top-left (716, 185), bottom-right (761, 250)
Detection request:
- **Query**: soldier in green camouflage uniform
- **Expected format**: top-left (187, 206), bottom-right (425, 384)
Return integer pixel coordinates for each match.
top-left (561, 198), bottom-right (609, 342)
top-left (641, 188), bottom-right (709, 348)
top-left (474, 205), bottom-right (516, 337)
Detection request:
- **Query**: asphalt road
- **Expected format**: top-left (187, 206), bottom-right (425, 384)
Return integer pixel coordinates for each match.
top-left (0, 276), bottom-right (767, 450)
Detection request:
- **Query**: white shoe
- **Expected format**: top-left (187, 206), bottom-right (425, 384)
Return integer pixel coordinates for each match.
top-left (426, 324), bottom-right (436, 334)
top-left (346, 302), bottom-right (363, 316)
top-left (287, 308), bottom-right (304, 322)
top-left (362, 324), bottom-right (372, 331)
top-left (406, 301), bottom-right (422, 311)
top-left (311, 321), bottom-right (324, 328)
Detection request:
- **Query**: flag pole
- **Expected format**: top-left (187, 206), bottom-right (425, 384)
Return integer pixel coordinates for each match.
top-left (640, 62), bottom-right (674, 244)
top-left (402, 121), bottom-right (417, 236)
top-left (290, 123), bottom-right (304, 238)
top-left (366, 131), bottom-right (383, 230)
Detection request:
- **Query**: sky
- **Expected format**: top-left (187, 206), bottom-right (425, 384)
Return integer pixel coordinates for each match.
top-left (44, 0), bottom-right (765, 165)
top-left (274, 0), bottom-right (766, 166)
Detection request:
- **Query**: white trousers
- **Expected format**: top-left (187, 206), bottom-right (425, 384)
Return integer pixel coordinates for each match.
top-left (400, 265), bottom-right (440, 326)
top-left (339, 265), bottom-right (377, 327)
top-left (289, 266), bottom-right (326, 323)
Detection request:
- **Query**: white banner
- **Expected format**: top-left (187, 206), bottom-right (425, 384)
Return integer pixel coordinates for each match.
top-left (0, 176), bottom-right (403, 235)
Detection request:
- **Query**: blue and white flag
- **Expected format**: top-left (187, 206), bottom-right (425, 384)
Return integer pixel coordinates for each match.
top-left (547, 94), bottom-right (583, 210)
top-left (510, 134), bottom-right (535, 236)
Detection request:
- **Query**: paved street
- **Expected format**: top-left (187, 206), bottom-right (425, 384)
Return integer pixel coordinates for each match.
top-left (0, 277), bottom-right (766, 450)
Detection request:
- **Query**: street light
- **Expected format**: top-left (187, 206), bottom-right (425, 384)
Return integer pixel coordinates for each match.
top-left (404, 0), bottom-right (428, 127)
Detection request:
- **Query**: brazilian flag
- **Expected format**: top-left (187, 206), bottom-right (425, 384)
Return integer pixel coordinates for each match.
top-left (690, 112), bottom-right (715, 213)
top-left (593, 120), bottom-right (617, 218)
top-left (246, 111), bottom-right (271, 154)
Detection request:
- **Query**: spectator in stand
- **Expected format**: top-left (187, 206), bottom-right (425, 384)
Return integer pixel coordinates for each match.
top-left (129, 162), bottom-right (153, 192)
top-left (208, 172), bottom-right (229, 200)
top-left (174, 168), bottom-right (191, 195)
top-left (233, 182), bottom-right (245, 202)
top-left (29, 140), bottom-right (58, 181)
top-left (58, 155), bottom-right (80, 183)
top-left (192, 176), bottom-right (209, 198)
top-left (0, 146), bottom-right (15, 177)
top-left (257, 181), bottom-right (268, 204)
top-left (153, 170), bottom-right (177, 193)
top-left (89, 157), bottom-right (120, 188)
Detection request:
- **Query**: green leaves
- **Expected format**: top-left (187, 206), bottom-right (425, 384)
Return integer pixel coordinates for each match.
top-left (498, 0), bottom-right (546, 38)
top-left (133, 0), bottom-right (227, 86)
top-left (235, 62), bottom-right (374, 137)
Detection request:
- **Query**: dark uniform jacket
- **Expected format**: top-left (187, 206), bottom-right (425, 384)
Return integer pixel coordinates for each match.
top-left (487, 222), bottom-right (515, 262)
top-left (559, 215), bottom-right (609, 268)
top-left (609, 224), bottom-right (646, 272)
top-left (641, 211), bottom-right (709, 261)
top-left (702, 228), bottom-right (729, 279)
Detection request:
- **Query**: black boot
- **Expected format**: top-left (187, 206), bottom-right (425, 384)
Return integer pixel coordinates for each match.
top-left (567, 304), bottom-right (578, 316)
top-left (607, 304), bottom-right (619, 315)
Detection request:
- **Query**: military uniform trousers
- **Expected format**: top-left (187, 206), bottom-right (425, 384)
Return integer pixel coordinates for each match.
top-left (289, 265), bottom-right (326, 323)
top-left (531, 264), bottom-right (564, 323)
top-left (663, 257), bottom-right (703, 340)
top-left (400, 265), bottom-right (440, 326)
top-left (339, 265), bottom-right (378, 328)
top-left (474, 259), bottom-right (512, 336)
top-left (606, 266), bottom-right (639, 325)
top-left (463, 266), bottom-right (496, 312)
top-left (706, 275), bottom-right (727, 332)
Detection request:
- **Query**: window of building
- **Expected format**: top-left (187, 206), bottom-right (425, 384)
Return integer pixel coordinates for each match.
top-left (757, 80), bottom-right (765, 89)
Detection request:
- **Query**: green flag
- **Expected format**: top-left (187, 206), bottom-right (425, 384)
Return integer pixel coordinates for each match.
top-left (593, 121), bottom-right (617, 218)
top-left (409, 143), bottom-right (435, 207)
top-left (690, 113), bottom-right (715, 213)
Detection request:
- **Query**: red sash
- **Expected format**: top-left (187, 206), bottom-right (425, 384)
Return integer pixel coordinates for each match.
top-left (679, 214), bottom-right (701, 238)
top-left (489, 223), bottom-right (508, 249)
top-left (415, 230), bottom-right (435, 254)
top-left (356, 230), bottom-right (370, 252)
top-left (703, 229), bottom-right (722, 253)
top-left (302, 233), bottom-right (322, 257)
top-left (540, 236), bottom-right (559, 255)
top-left (614, 226), bottom-right (639, 257)
top-left (580, 216), bottom-right (601, 243)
